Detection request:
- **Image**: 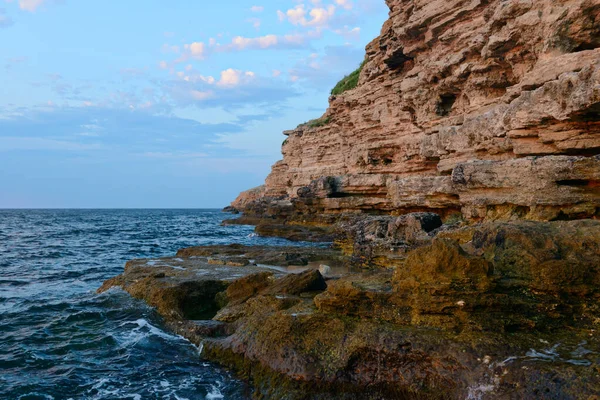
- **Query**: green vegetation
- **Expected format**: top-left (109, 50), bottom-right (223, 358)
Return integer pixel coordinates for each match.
top-left (298, 116), bottom-right (331, 129)
top-left (330, 60), bottom-right (366, 96)
top-left (307, 116), bottom-right (331, 128)
top-left (294, 59), bottom-right (367, 129)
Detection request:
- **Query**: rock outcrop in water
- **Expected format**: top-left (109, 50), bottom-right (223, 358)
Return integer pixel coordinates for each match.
top-left (100, 220), bottom-right (600, 399)
top-left (230, 0), bottom-right (600, 232)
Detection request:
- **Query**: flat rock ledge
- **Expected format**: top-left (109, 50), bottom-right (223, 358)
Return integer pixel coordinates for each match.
top-left (99, 221), bottom-right (600, 400)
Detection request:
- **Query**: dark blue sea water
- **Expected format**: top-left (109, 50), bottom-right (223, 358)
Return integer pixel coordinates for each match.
top-left (0, 209), bottom-right (310, 400)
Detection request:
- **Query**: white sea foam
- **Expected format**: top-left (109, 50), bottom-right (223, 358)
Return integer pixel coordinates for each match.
top-left (117, 318), bottom-right (182, 347)
top-left (206, 384), bottom-right (224, 399)
top-left (18, 394), bottom-right (54, 400)
top-left (496, 341), bottom-right (594, 368)
top-left (525, 343), bottom-right (560, 361)
top-left (91, 378), bottom-right (109, 390)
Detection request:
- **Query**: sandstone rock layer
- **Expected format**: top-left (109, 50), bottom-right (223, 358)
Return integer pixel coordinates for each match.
top-left (232, 0), bottom-right (600, 223)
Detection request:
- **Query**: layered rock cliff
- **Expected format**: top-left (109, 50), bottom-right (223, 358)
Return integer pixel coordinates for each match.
top-left (232, 0), bottom-right (600, 225)
top-left (99, 3), bottom-right (600, 398)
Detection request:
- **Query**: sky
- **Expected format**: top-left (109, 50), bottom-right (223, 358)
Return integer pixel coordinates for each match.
top-left (0, 0), bottom-right (388, 208)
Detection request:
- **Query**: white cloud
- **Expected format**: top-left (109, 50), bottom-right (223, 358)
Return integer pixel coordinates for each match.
top-left (175, 68), bottom-right (256, 89)
top-left (307, 5), bottom-right (336, 27)
top-left (161, 44), bottom-right (180, 54)
top-left (286, 5), bottom-right (306, 25)
top-left (216, 69), bottom-right (255, 87)
top-left (15, 0), bottom-right (47, 12)
top-left (334, 26), bottom-right (360, 40)
top-left (247, 17), bottom-right (261, 29)
top-left (181, 72), bottom-right (215, 84)
top-left (187, 41), bottom-right (206, 59)
top-left (282, 4), bottom-right (335, 27)
top-left (161, 67), bottom-right (297, 109)
top-left (174, 41), bottom-right (207, 64)
top-left (283, 33), bottom-right (307, 45)
top-left (231, 34), bottom-right (278, 50)
top-left (190, 90), bottom-right (214, 101)
top-left (335, 0), bottom-right (353, 10)
top-left (177, 32), bottom-right (299, 64)
top-left (250, 5), bottom-right (264, 12)
top-left (218, 69), bottom-right (242, 87)
top-left (163, 1), bottom-right (362, 67)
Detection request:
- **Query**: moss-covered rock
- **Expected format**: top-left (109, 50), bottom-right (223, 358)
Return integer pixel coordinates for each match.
top-left (100, 221), bottom-right (600, 399)
top-left (389, 220), bottom-right (600, 332)
top-left (262, 269), bottom-right (327, 296)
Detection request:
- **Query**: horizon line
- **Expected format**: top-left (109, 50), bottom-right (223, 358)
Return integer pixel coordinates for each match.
top-left (0, 207), bottom-right (226, 210)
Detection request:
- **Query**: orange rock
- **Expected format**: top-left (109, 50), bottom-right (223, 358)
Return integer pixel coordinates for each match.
top-left (231, 0), bottom-right (600, 223)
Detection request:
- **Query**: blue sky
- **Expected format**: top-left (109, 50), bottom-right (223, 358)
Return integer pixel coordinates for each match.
top-left (0, 0), bottom-right (388, 208)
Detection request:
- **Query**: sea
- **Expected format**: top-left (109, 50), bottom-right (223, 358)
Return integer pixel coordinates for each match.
top-left (0, 209), bottom-right (314, 400)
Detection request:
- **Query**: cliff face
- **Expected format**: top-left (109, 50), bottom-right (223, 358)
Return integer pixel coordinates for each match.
top-left (233, 0), bottom-right (600, 223)
top-left (102, 4), bottom-right (600, 396)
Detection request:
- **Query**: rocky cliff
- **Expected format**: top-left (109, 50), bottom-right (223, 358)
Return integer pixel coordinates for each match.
top-left (100, 2), bottom-right (600, 398)
top-left (232, 0), bottom-right (600, 225)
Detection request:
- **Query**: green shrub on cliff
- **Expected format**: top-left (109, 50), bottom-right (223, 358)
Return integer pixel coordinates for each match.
top-left (307, 116), bottom-right (330, 128)
top-left (298, 116), bottom-right (330, 129)
top-left (330, 60), bottom-right (366, 96)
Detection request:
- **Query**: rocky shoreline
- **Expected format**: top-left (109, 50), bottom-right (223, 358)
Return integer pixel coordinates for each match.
top-left (98, 217), bottom-right (600, 399)
top-left (100, 0), bottom-right (600, 397)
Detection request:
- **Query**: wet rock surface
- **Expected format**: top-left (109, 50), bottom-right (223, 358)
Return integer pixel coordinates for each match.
top-left (100, 220), bottom-right (600, 399)
top-left (176, 243), bottom-right (348, 267)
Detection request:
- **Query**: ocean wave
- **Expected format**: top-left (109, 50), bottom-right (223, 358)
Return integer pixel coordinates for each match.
top-left (0, 279), bottom-right (30, 287)
top-left (116, 318), bottom-right (185, 347)
top-left (0, 209), bottom-right (266, 399)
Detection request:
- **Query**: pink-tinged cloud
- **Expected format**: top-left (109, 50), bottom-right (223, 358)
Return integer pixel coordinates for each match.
top-left (15, 0), bottom-right (46, 12)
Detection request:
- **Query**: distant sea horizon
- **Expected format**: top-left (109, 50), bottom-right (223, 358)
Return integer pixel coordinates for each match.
top-left (0, 207), bottom-right (225, 209)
